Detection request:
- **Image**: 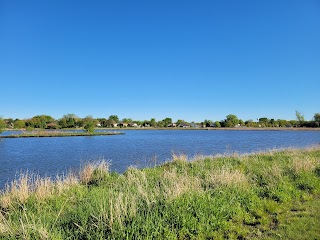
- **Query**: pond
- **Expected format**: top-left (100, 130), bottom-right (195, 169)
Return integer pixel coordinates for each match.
top-left (0, 129), bottom-right (319, 188)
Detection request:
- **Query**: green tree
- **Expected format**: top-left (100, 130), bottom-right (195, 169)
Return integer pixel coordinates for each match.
top-left (58, 118), bottom-right (67, 128)
top-left (6, 118), bottom-right (14, 128)
top-left (203, 119), bottom-right (212, 127)
top-left (258, 118), bottom-right (269, 127)
top-left (97, 118), bottom-right (108, 127)
top-left (59, 114), bottom-right (78, 128)
top-left (163, 118), bottom-right (172, 127)
top-left (290, 120), bottom-right (298, 127)
top-left (176, 119), bottom-right (186, 125)
top-left (29, 115), bottom-right (55, 129)
top-left (214, 121), bottom-right (221, 128)
top-left (14, 119), bottom-right (26, 129)
top-left (109, 115), bottom-right (119, 123)
top-left (83, 116), bottom-right (96, 133)
top-left (295, 110), bottom-right (305, 126)
top-left (278, 119), bottom-right (290, 127)
top-left (245, 120), bottom-right (259, 127)
top-left (270, 119), bottom-right (275, 127)
top-left (259, 118), bottom-right (268, 123)
top-left (150, 118), bottom-right (157, 127)
top-left (122, 118), bottom-right (132, 123)
top-left (0, 117), bottom-right (6, 133)
top-left (225, 114), bottom-right (239, 127)
top-left (157, 120), bottom-right (165, 128)
top-left (314, 113), bottom-right (320, 127)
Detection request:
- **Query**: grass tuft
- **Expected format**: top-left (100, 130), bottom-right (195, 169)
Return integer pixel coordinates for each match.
top-left (79, 160), bottom-right (109, 185)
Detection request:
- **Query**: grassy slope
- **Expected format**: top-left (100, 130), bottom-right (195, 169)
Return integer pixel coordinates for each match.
top-left (1, 148), bottom-right (320, 239)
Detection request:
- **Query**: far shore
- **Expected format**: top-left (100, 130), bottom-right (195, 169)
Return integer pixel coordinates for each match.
top-left (98, 127), bottom-right (320, 131)
top-left (2, 127), bottom-right (320, 132)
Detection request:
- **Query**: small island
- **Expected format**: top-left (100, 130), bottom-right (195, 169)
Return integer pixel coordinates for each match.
top-left (0, 130), bottom-right (124, 138)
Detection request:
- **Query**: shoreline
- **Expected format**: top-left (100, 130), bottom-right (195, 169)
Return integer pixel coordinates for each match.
top-left (109, 127), bottom-right (320, 131)
top-left (3, 127), bottom-right (320, 132)
top-left (0, 131), bottom-right (124, 138)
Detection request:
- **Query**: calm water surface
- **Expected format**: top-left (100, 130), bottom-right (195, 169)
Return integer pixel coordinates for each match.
top-left (0, 130), bottom-right (319, 188)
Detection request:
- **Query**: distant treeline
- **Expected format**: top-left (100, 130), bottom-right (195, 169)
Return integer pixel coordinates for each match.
top-left (0, 112), bottom-right (320, 132)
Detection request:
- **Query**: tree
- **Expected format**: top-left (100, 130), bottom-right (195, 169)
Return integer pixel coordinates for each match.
top-left (314, 113), bottom-right (320, 127)
top-left (105, 115), bottom-right (119, 127)
top-left (14, 119), bottom-right (26, 129)
top-left (259, 118), bottom-right (268, 123)
top-left (203, 119), bottom-right (212, 127)
top-left (84, 122), bottom-right (95, 133)
top-left (97, 118), bottom-right (108, 127)
top-left (176, 119), bottom-right (186, 125)
top-left (225, 114), bottom-right (239, 127)
top-left (59, 114), bottom-right (78, 128)
top-left (6, 118), bottom-right (14, 128)
top-left (29, 115), bottom-right (55, 129)
top-left (295, 110), bottom-right (304, 126)
top-left (215, 121), bottom-right (221, 128)
top-left (278, 119), bottom-right (290, 127)
top-left (122, 118), bottom-right (132, 123)
top-left (157, 120), bottom-right (165, 128)
top-left (109, 115), bottom-right (119, 123)
top-left (258, 118), bottom-right (269, 127)
top-left (83, 116), bottom-right (96, 133)
top-left (150, 118), bottom-right (157, 127)
top-left (163, 118), bottom-right (172, 127)
top-left (270, 119), bottom-right (275, 127)
top-left (0, 117), bottom-right (6, 133)
top-left (245, 119), bottom-right (259, 127)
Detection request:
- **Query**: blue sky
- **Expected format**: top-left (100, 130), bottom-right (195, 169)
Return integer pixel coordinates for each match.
top-left (1, 1), bottom-right (319, 122)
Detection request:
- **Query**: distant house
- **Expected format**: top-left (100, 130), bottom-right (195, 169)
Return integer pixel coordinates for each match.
top-left (189, 122), bottom-right (199, 128)
top-left (179, 123), bottom-right (191, 128)
top-left (119, 122), bottom-right (128, 127)
top-left (143, 123), bottom-right (150, 127)
top-left (112, 123), bottom-right (118, 127)
top-left (168, 123), bottom-right (177, 127)
top-left (128, 123), bottom-right (138, 127)
top-left (96, 123), bottom-right (101, 127)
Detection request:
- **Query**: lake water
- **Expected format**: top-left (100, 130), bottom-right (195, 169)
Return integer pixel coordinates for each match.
top-left (0, 130), bottom-right (320, 189)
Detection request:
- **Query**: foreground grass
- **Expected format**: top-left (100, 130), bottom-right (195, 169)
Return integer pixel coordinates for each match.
top-left (1, 148), bottom-right (320, 239)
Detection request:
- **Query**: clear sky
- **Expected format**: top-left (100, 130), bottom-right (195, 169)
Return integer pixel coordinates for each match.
top-left (1, 0), bottom-right (319, 122)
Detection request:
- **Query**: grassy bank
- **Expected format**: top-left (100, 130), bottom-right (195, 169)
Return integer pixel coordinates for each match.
top-left (1, 148), bottom-right (320, 239)
top-left (0, 131), bottom-right (124, 138)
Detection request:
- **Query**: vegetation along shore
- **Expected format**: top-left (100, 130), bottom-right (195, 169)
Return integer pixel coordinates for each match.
top-left (0, 111), bottom-right (320, 134)
top-left (1, 147), bottom-right (320, 239)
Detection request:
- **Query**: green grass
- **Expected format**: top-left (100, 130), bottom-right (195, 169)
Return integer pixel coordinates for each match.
top-left (1, 147), bottom-right (320, 239)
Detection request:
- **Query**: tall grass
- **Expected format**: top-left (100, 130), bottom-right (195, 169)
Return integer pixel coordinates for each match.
top-left (1, 147), bottom-right (320, 239)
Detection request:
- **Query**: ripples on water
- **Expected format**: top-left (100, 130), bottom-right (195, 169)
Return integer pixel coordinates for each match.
top-left (0, 129), bottom-right (319, 188)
